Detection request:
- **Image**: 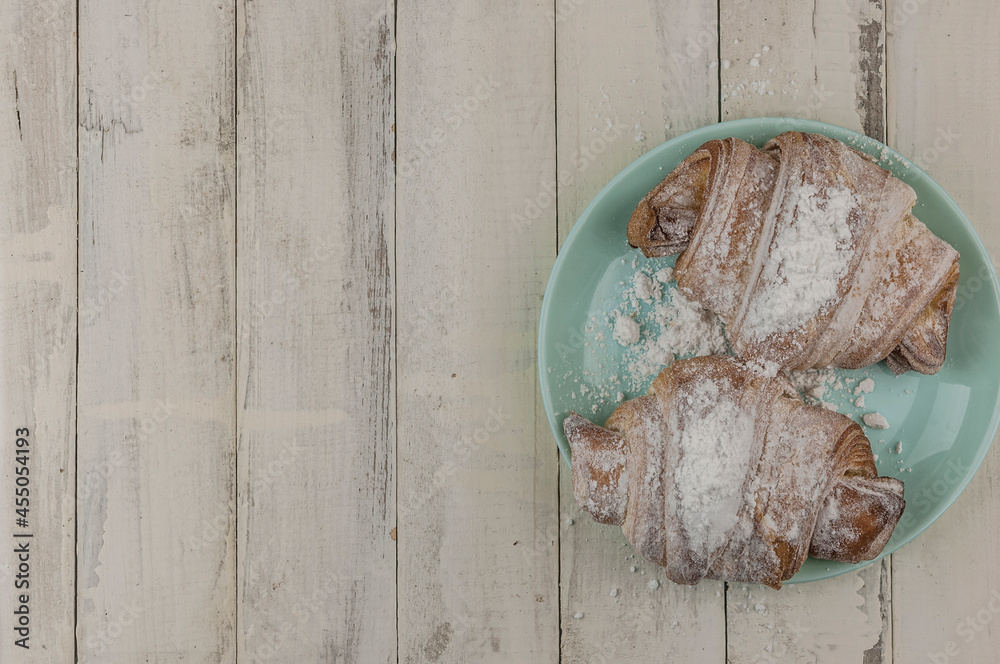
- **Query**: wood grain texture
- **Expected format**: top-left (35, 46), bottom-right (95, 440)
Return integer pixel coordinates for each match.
top-left (555, 1), bottom-right (726, 661)
top-left (76, 1), bottom-right (236, 661)
top-left (727, 561), bottom-right (890, 664)
top-left (556, 0), bottom-right (720, 246)
top-left (5, 0), bottom-right (998, 660)
top-left (235, 1), bottom-right (396, 662)
top-left (720, 0), bottom-right (885, 139)
top-left (721, 2), bottom-right (891, 662)
top-left (887, 1), bottom-right (1000, 661)
top-left (395, 2), bottom-right (558, 662)
top-left (0, 1), bottom-right (77, 661)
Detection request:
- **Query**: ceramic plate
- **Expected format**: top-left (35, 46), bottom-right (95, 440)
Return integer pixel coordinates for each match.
top-left (537, 117), bottom-right (1000, 583)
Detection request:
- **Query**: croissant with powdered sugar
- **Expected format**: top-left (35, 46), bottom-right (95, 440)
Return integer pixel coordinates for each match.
top-left (627, 131), bottom-right (959, 374)
top-left (563, 356), bottom-right (904, 589)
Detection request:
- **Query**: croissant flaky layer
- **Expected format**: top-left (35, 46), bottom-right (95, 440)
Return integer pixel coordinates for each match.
top-left (564, 356), bottom-right (905, 589)
top-left (627, 132), bottom-right (960, 374)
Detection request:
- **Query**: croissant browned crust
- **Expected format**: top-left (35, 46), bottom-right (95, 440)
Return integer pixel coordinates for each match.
top-left (627, 132), bottom-right (960, 374)
top-left (564, 356), bottom-right (904, 589)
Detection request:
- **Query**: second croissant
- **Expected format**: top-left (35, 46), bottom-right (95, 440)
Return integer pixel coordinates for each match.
top-left (564, 356), bottom-right (905, 589)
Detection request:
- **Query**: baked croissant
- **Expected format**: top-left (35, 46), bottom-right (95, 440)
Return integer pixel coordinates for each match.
top-left (627, 131), bottom-right (960, 374)
top-left (564, 356), bottom-right (904, 589)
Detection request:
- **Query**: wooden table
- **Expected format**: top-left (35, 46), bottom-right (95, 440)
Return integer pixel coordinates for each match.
top-left (2, 1), bottom-right (997, 662)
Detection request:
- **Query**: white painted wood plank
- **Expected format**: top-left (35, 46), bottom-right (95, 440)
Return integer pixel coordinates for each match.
top-left (555, 2), bottom-right (726, 661)
top-left (76, 1), bottom-right (236, 661)
top-left (720, 0), bottom-right (885, 140)
top-left (235, 1), bottom-right (396, 662)
top-left (727, 560), bottom-right (890, 664)
top-left (887, 2), bottom-right (1000, 661)
top-left (721, 2), bottom-right (892, 662)
top-left (556, 0), bottom-right (720, 245)
top-left (395, 2), bottom-right (559, 661)
top-left (0, 1), bottom-right (76, 661)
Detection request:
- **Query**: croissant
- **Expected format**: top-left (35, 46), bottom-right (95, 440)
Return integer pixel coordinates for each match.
top-left (564, 356), bottom-right (904, 589)
top-left (627, 131), bottom-right (960, 374)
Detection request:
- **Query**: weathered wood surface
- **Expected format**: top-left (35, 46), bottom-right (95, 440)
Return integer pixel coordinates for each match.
top-left (887, 2), bottom-right (1000, 662)
top-left (236, 0), bottom-right (396, 661)
top-left (0, 0), bottom-right (997, 662)
top-left (395, 2), bottom-right (559, 662)
top-left (77, 0), bottom-right (236, 661)
top-left (720, 0), bottom-right (885, 139)
top-left (0, 0), bottom-right (77, 661)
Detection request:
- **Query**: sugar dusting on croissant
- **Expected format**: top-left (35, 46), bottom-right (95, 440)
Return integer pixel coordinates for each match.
top-left (564, 356), bottom-right (905, 589)
top-left (627, 132), bottom-right (960, 374)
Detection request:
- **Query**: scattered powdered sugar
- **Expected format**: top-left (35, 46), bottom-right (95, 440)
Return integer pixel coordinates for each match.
top-left (721, 78), bottom-right (774, 102)
top-left (747, 358), bottom-right (781, 378)
top-left (613, 313), bottom-right (640, 346)
top-left (602, 269), bottom-right (730, 390)
top-left (654, 267), bottom-right (674, 284)
top-left (783, 370), bottom-right (882, 422)
top-left (625, 288), bottom-right (729, 383)
top-left (674, 378), bottom-right (757, 562)
top-left (632, 271), bottom-right (662, 302)
top-left (553, 256), bottom-right (890, 449)
top-left (784, 368), bottom-right (846, 404)
top-left (863, 412), bottom-right (890, 429)
top-left (651, 289), bottom-right (728, 357)
top-left (744, 184), bottom-right (857, 338)
top-left (854, 377), bottom-right (875, 395)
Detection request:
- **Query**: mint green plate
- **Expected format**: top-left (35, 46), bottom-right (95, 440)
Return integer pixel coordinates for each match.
top-left (538, 117), bottom-right (1000, 584)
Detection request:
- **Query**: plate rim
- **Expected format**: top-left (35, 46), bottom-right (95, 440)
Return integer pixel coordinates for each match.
top-left (537, 116), bottom-right (1000, 583)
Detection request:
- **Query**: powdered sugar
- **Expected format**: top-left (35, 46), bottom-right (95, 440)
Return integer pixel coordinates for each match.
top-left (613, 313), bottom-right (640, 346)
top-left (784, 367), bottom-right (845, 404)
top-left (674, 378), bottom-right (757, 562)
top-left (863, 412), bottom-right (890, 429)
top-left (551, 255), bottom-right (884, 446)
top-left (854, 378), bottom-right (875, 395)
top-left (625, 287), bottom-right (729, 383)
top-left (632, 271), bottom-right (662, 301)
top-left (747, 358), bottom-right (782, 378)
top-left (606, 268), bottom-right (729, 388)
top-left (654, 289), bottom-right (729, 356)
top-left (654, 267), bottom-right (674, 284)
top-left (744, 184), bottom-right (857, 338)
